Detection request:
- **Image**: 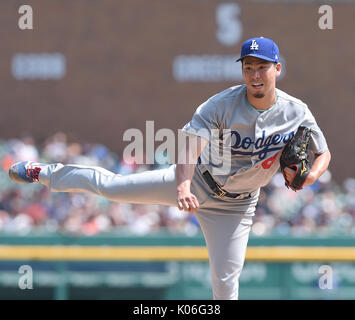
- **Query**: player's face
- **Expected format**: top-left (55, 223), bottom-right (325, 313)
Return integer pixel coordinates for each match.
top-left (242, 56), bottom-right (281, 99)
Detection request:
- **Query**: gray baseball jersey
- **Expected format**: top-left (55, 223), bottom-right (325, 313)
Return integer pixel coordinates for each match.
top-left (183, 84), bottom-right (328, 212)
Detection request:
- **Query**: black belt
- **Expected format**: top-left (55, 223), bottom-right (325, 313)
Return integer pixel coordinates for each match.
top-left (202, 170), bottom-right (251, 199)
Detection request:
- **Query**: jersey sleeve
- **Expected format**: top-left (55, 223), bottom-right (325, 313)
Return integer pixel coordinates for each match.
top-left (301, 107), bottom-right (328, 154)
top-left (181, 98), bottom-right (221, 141)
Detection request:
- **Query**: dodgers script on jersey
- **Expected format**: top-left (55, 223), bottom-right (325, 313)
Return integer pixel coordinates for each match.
top-left (182, 85), bottom-right (328, 195)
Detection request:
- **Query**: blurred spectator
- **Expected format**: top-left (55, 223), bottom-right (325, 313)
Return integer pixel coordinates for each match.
top-left (0, 133), bottom-right (354, 237)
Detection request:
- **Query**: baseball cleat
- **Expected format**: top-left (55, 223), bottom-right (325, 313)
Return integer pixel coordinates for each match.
top-left (8, 161), bottom-right (44, 183)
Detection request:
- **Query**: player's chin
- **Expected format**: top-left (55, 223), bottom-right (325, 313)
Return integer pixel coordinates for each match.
top-left (253, 93), bottom-right (265, 99)
top-left (248, 86), bottom-right (265, 98)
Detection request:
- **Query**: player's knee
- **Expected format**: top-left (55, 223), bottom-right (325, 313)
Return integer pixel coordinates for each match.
top-left (95, 173), bottom-right (119, 199)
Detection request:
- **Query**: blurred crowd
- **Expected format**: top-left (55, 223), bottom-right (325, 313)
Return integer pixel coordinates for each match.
top-left (0, 133), bottom-right (354, 237)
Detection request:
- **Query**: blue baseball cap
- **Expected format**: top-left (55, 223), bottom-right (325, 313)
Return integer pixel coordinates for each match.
top-left (236, 37), bottom-right (279, 63)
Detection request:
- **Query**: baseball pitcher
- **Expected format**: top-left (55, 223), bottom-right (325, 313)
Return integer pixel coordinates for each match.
top-left (9, 37), bottom-right (331, 300)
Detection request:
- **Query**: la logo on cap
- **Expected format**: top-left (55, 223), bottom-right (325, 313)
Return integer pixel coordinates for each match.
top-left (250, 39), bottom-right (259, 50)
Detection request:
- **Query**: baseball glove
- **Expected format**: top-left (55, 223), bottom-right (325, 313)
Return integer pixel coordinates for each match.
top-left (280, 126), bottom-right (312, 191)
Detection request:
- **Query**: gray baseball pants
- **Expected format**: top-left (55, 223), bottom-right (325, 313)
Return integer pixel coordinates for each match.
top-left (39, 163), bottom-right (254, 300)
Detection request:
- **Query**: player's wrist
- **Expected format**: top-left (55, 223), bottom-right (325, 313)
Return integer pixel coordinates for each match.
top-left (177, 181), bottom-right (191, 194)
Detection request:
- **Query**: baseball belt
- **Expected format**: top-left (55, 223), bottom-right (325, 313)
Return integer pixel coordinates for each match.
top-left (201, 170), bottom-right (251, 199)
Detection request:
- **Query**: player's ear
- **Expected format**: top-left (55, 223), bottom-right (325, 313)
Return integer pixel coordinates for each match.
top-left (275, 62), bottom-right (282, 77)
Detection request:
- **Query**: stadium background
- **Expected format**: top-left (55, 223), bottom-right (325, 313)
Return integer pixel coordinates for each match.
top-left (0, 0), bottom-right (355, 299)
